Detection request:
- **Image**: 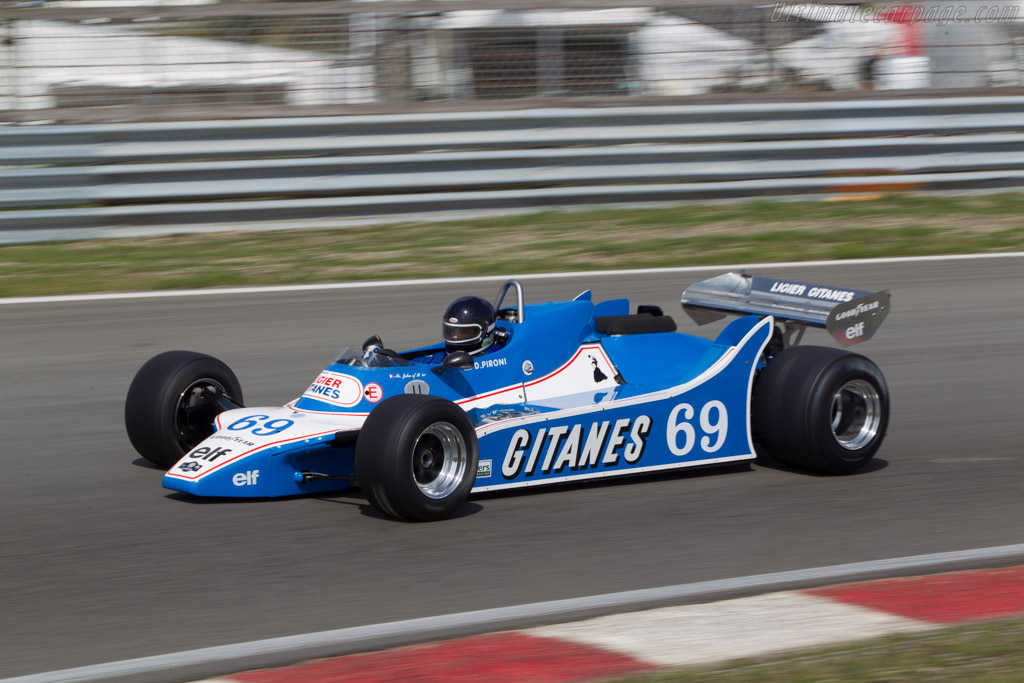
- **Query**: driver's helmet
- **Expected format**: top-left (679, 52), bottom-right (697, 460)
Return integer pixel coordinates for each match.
top-left (443, 296), bottom-right (496, 356)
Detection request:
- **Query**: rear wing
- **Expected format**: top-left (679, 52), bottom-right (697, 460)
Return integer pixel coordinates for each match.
top-left (681, 272), bottom-right (890, 347)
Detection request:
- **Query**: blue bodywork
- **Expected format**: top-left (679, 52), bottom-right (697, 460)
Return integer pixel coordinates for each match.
top-left (163, 290), bottom-right (773, 498)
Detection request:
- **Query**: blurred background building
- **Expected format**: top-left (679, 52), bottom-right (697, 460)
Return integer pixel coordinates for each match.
top-left (0, 0), bottom-right (1022, 114)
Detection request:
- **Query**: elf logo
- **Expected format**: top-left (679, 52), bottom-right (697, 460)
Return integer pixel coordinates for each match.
top-left (845, 322), bottom-right (866, 340)
top-left (232, 470), bottom-right (260, 486)
top-left (187, 446), bottom-right (232, 462)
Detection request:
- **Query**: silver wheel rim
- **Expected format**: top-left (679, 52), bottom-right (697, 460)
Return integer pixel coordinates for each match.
top-left (174, 378), bottom-right (227, 450)
top-left (411, 422), bottom-right (467, 499)
top-left (830, 379), bottom-right (882, 450)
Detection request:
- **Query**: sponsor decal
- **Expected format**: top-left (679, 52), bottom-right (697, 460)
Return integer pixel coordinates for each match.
top-left (389, 371), bottom-right (426, 379)
top-left (501, 415), bottom-right (652, 480)
top-left (825, 291), bottom-right (890, 347)
top-left (806, 287), bottom-right (856, 302)
top-left (209, 434), bottom-right (255, 447)
top-left (232, 470), bottom-right (260, 486)
top-left (477, 460), bottom-right (492, 478)
top-left (833, 299), bottom-right (882, 321)
top-left (405, 379), bottom-right (430, 395)
top-left (522, 360), bottom-right (534, 376)
top-left (178, 461), bottom-right (202, 472)
top-left (363, 383), bottom-right (383, 403)
top-left (768, 280), bottom-right (856, 303)
top-left (302, 371), bottom-right (363, 407)
top-left (845, 321), bottom-right (866, 340)
top-left (769, 281), bottom-right (808, 296)
top-left (186, 445), bottom-right (232, 462)
top-left (589, 355), bottom-right (608, 382)
top-left (474, 357), bottom-right (507, 370)
top-left (478, 406), bottom-right (541, 425)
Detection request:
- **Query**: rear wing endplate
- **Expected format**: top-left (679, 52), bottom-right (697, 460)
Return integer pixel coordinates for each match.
top-left (681, 272), bottom-right (890, 347)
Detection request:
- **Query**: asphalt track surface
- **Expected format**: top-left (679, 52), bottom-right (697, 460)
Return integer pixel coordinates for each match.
top-left (2, 256), bottom-right (1023, 681)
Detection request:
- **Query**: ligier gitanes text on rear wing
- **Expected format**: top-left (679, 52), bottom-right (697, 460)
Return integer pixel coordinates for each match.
top-left (681, 272), bottom-right (890, 347)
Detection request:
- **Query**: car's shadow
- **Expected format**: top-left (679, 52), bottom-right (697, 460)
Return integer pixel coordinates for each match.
top-left (131, 457), bottom-right (165, 470)
top-left (162, 488), bottom-right (486, 522)
top-left (164, 489), bottom-right (363, 505)
top-left (471, 461), bottom-right (755, 502)
top-left (473, 453), bottom-right (888, 504)
top-left (752, 447), bottom-right (890, 476)
top-left (353, 502), bottom-right (485, 522)
top-left (157, 453), bottom-right (885, 520)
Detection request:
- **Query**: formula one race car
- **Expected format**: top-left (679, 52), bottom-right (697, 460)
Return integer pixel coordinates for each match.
top-left (126, 274), bottom-right (891, 521)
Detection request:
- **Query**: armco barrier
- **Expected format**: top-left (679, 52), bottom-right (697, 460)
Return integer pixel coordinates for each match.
top-left (3, 96), bottom-right (1024, 241)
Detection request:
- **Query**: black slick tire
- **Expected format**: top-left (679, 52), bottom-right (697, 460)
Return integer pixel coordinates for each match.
top-left (751, 345), bottom-right (889, 474)
top-left (355, 394), bottom-right (478, 522)
top-left (125, 351), bottom-right (243, 469)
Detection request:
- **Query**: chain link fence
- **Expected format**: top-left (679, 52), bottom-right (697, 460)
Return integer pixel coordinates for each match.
top-left (1, 1), bottom-right (1023, 115)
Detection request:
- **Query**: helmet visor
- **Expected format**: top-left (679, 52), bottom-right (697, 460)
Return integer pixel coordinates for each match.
top-left (443, 321), bottom-right (483, 344)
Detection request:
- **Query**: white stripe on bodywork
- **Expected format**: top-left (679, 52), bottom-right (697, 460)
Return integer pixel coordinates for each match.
top-left (522, 343), bottom-right (618, 404)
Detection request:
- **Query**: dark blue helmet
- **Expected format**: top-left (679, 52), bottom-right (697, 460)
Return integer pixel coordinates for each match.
top-left (443, 296), bottom-right (496, 355)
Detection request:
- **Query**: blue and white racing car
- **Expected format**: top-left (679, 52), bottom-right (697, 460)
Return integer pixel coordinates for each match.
top-left (126, 274), bottom-right (891, 521)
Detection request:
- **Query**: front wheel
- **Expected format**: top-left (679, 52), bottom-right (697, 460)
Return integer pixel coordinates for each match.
top-left (751, 345), bottom-right (889, 474)
top-left (355, 395), bottom-right (478, 521)
top-left (125, 351), bottom-right (244, 469)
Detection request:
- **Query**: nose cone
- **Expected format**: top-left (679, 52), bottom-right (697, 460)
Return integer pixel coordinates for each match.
top-left (163, 451), bottom-right (270, 497)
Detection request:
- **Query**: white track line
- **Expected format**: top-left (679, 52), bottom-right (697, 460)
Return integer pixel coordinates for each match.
top-left (1, 252), bottom-right (1022, 306)
top-left (4, 542), bottom-right (1024, 683)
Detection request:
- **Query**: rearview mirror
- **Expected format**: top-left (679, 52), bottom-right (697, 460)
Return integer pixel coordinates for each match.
top-left (432, 350), bottom-right (473, 373)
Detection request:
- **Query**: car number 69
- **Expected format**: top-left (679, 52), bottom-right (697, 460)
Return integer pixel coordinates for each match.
top-left (226, 414), bottom-right (295, 436)
top-left (667, 400), bottom-right (728, 456)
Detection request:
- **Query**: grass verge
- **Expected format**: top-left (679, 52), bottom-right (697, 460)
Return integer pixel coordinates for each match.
top-left (612, 616), bottom-right (1024, 682)
top-left (2, 194), bottom-right (1023, 297)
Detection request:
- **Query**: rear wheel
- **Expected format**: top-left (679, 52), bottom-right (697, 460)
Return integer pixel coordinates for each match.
top-left (356, 394), bottom-right (478, 521)
top-left (125, 351), bottom-right (243, 469)
top-left (751, 345), bottom-right (888, 474)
